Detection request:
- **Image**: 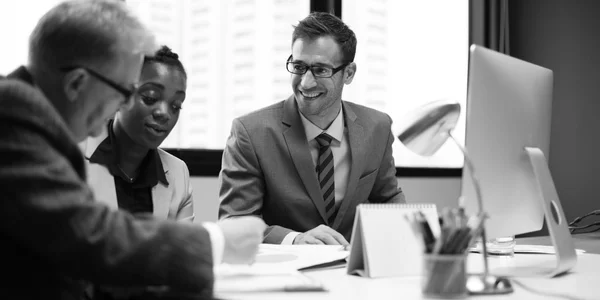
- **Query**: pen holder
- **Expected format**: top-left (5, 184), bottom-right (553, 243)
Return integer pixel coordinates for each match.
top-left (422, 254), bottom-right (468, 299)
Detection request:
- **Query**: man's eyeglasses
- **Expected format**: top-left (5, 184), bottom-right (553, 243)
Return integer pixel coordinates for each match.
top-left (285, 55), bottom-right (350, 78)
top-left (60, 66), bottom-right (138, 101)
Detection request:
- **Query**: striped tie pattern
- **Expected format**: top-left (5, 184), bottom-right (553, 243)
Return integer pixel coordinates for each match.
top-left (315, 133), bottom-right (336, 225)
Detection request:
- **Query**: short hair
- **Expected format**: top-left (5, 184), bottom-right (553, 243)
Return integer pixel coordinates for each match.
top-left (292, 12), bottom-right (357, 63)
top-left (28, 0), bottom-right (155, 69)
top-left (144, 45), bottom-right (187, 77)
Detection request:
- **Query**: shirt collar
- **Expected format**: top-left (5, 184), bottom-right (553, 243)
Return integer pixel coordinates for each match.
top-left (299, 107), bottom-right (345, 143)
top-left (7, 66), bottom-right (34, 85)
top-left (89, 120), bottom-right (169, 187)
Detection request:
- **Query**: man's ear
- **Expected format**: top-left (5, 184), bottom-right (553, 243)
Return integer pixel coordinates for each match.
top-left (343, 62), bottom-right (357, 85)
top-left (62, 69), bottom-right (88, 103)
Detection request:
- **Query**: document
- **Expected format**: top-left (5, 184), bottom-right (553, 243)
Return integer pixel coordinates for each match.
top-left (214, 264), bottom-right (326, 293)
top-left (214, 244), bottom-right (345, 294)
top-left (254, 244), bottom-right (349, 271)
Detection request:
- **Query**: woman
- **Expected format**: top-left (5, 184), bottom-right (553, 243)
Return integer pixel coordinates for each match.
top-left (81, 46), bottom-right (193, 221)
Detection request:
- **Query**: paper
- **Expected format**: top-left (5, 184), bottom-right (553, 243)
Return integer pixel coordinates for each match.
top-left (469, 244), bottom-right (586, 255)
top-left (215, 244), bottom-right (342, 294)
top-left (254, 244), bottom-right (349, 271)
top-left (215, 264), bottom-right (326, 293)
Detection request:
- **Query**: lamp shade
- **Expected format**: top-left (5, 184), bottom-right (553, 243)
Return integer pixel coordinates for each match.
top-left (397, 100), bottom-right (461, 156)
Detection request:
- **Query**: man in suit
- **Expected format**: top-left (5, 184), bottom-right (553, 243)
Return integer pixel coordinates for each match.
top-left (0, 1), bottom-right (264, 299)
top-left (219, 12), bottom-right (405, 245)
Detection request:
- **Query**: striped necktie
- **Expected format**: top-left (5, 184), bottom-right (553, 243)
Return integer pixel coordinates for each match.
top-left (315, 133), bottom-right (336, 225)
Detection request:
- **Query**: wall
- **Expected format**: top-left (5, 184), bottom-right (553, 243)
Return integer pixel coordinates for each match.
top-left (509, 0), bottom-right (600, 224)
top-left (190, 177), bottom-right (461, 223)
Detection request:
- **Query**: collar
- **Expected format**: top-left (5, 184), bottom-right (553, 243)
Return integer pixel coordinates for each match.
top-left (88, 120), bottom-right (169, 187)
top-left (7, 66), bottom-right (35, 85)
top-left (299, 107), bottom-right (345, 143)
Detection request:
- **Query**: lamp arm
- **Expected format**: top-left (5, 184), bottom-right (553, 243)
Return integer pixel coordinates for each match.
top-left (447, 132), bottom-right (483, 212)
top-left (447, 131), bottom-right (491, 277)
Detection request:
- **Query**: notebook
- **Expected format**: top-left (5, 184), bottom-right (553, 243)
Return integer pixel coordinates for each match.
top-left (346, 203), bottom-right (439, 278)
top-left (254, 244), bottom-right (349, 271)
top-left (214, 264), bottom-right (326, 294)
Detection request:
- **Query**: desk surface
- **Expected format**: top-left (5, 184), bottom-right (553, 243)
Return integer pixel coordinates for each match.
top-left (520, 232), bottom-right (600, 254)
top-left (217, 234), bottom-right (600, 300)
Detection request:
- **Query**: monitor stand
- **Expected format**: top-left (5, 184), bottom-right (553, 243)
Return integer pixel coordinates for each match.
top-left (494, 147), bottom-right (577, 278)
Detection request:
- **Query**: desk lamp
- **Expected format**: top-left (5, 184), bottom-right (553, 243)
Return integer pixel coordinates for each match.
top-left (397, 100), bottom-right (513, 295)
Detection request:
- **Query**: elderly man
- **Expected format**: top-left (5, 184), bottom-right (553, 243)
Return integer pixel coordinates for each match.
top-left (219, 12), bottom-right (405, 246)
top-left (0, 0), bottom-right (264, 298)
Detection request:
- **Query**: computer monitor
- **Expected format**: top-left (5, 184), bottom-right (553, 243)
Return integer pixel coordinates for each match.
top-left (462, 45), bottom-right (553, 239)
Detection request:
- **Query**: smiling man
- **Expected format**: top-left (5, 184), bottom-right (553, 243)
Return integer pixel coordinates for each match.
top-left (219, 12), bottom-right (406, 245)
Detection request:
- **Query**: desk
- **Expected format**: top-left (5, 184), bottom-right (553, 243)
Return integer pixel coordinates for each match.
top-left (520, 232), bottom-right (600, 254)
top-left (217, 234), bottom-right (600, 300)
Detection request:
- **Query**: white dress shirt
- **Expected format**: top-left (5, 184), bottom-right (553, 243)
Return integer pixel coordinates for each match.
top-left (282, 107), bottom-right (351, 244)
top-left (202, 222), bottom-right (225, 266)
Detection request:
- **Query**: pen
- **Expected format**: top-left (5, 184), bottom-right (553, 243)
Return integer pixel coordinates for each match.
top-left (416, 212), bottom-right (436, 253)
top-left (284, 284), bottom-right (327, 292)
top-left (405, 214), bottom-right (427, 251)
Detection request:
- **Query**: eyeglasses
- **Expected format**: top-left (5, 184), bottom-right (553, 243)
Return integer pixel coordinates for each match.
top-left (60, 66), bottom-right (138, 101)
top-left (286, 55), bottom-right (350, 78)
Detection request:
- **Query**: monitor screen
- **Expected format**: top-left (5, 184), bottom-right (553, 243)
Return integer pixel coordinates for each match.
top-left (462, 45), bottom-right (553, 239)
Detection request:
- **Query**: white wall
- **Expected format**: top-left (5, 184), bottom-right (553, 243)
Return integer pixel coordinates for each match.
top-left (190, 176), bottom-right (461, 223)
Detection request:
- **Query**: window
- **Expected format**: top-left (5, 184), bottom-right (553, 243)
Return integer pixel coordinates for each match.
top-left (0, 1), bottom-right (63, 73)
top-left (128, 0), bottom-right (468, 169)
top-left (342, 0), bottom-right (468, 168)
top-left (126, 0), bottom-right (310, 149)
top-left (0, 0), bottom-right (467, 173)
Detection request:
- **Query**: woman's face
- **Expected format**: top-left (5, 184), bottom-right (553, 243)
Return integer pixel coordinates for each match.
top-left (117, 62), bottom-right (186, 149)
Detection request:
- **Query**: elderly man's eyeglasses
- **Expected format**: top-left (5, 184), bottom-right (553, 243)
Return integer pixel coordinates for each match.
top-left (60, 66), bottom-right (138, 101)
top-left (286, 55), bottom-right (350, 78)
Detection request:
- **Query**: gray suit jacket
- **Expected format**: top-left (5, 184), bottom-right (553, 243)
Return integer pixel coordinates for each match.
top-left (81, 131), bottom-right (195, 222)
top-left (0, 67), bottom-right (214, 299)
top-left (219, 96), bottom-right (405, 244)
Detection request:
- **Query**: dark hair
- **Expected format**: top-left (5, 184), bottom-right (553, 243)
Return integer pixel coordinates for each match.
top-left (144, 45), bottom-right (186, 76)
top-left (292, 12), bottom-right (357, 63)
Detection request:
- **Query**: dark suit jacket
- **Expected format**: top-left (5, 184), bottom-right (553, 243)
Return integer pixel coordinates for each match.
top-left (219, 96), bottom-right (406, 244)
top-left (0, 67), bottom-right (214, 299)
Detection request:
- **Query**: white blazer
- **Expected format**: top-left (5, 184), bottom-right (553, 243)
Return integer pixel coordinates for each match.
top-left (80, 130), bottom-right (194, 222)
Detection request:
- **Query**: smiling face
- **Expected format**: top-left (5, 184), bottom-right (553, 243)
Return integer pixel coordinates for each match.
top-left (291, 36), bottom-right (356, 120)
top-left (115, 62), bottom-right (186, 149)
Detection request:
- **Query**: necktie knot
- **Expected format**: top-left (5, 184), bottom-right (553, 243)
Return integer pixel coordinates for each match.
top-left (316, 133), bottom-right (333, 147)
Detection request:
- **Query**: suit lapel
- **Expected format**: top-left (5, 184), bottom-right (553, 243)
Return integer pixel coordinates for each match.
top-left (333, 102), bottom-right (365, 229)
top-left (282, 96), bottom-right (328, 223)
top-left (86, 163), bottom-right (119, 210)
top-left (82, 130), bottom-right (119, 209)
top-left (152, 184), bottom-right (172, 220)
top-left (152, 151), bottom-right (173, 220)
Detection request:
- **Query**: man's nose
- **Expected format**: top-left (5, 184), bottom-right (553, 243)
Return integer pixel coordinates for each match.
top-left (300, 70), bottom-right (317, 89)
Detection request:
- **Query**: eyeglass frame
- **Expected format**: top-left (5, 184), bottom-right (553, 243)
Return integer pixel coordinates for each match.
top-left (285, 55), bottom-right (351, 78)
top-left (60, 66), bottom-right (138, 101)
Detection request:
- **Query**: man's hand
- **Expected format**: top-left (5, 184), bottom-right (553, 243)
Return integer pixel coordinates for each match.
top-left (218, 216), bottom-right (266, 264)
top-left (293, 224), bottom-right (349, 246)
